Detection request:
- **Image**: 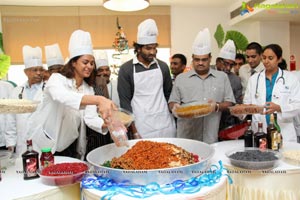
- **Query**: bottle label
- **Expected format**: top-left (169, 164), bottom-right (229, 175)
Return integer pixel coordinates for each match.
top-left (41, 160), bottom-right (54, 169)
top-left (259, 138), bottom-right (267, 150)
top-left (25, 158), bottom-right (38, 177)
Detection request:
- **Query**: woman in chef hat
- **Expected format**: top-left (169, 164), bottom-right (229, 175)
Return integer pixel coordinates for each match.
top-left (27, 30), bottom-right (117, 159)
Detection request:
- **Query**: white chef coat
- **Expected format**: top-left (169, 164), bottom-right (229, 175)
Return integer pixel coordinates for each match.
top-left (26, 73), bottom-right (107, 160)
top-left (0, 80), bottom-right (14, 147)
top-left (244, 68), bottom-right (300, 142)
top-left (5, 81), bottom-right (44, 156)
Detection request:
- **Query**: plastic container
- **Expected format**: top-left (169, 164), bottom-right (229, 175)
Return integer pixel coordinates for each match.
top-left (108, 109), bottom-right (129, 147)
top-left (39, 162), bottom-right (88, 186)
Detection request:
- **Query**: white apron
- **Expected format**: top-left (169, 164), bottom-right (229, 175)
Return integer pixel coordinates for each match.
top-left (131, 62), bottom-right (176, 138)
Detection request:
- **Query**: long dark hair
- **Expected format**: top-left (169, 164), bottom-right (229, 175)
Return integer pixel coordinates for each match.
top-left (263, 44), bottom-right (282, 59)
top-left (60, 56), bottom-right (96, 86)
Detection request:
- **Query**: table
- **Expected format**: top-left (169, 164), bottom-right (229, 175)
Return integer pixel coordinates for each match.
top-left (81, 174), bottom-right (228, 200)
top-left (0, 156), bottom-right (81, 200)
top-left (211, 140), bottom-right (300, 200)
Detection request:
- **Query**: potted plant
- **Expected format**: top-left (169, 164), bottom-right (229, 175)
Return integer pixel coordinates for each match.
top-left (214, 24), bottom-right (249, 54)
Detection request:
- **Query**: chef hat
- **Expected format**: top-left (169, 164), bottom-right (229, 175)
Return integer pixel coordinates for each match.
top-left (218, 39), bottom-right (236, 61)
top-left (68, 29), bottom-right (93, 60)
top-left (137, 19), bottom-right (158, 45)
top-left (192, 28), bottom-right (211, 56)
top-left (94, 50), bottom-right (109, 69)
top-left (45, 43), bottom-right (64, 68)
top-left (22, 45), bottom-right (43, 69)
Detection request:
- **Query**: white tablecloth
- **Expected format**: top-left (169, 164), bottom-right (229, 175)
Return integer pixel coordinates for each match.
top-left (0, 156), bottom-right (81, 200)
top-left (82, 175), bottom-right (228, 200)
top-left (211, 140), bottom-right (300, 200)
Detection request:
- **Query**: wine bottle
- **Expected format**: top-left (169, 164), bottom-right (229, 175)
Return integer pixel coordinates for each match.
top-left (244, 120), bottom-right (254, 147)
top-left (267, 114), bottom-right (279, 150)
top-left (254, 122), bottom-right (267, 150)
top-left (22, 140), bottom-right (39, 180)
top-left (273, 112), bottom-right (283, 149)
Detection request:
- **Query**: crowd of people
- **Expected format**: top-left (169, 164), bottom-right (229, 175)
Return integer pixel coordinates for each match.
top-left (1, 18), bottom-right (300, 160)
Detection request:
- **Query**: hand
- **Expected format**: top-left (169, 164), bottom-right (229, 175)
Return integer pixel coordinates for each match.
top-left (171, 103), bottom-right (180, 115)
top-left (264, 102), bottom-right (281, 115)
top-left (97, 96), bottom-right (117, 120)
top-left (7, 146), bottom-right (15, 152)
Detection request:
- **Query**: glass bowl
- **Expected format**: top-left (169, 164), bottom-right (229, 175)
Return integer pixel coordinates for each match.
top-left (173, 101), bottom-right (214, 119)
top-left (229, 104), bottom-right (264, 115)
top-left (38, 162), bottom-right (88, 186)
top-left (115, 108), bottom-right (134, 127)
top-left (225, 147), bottom-right (281, 170)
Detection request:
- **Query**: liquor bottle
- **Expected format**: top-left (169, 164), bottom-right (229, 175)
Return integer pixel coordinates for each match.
top-left (22, 140), bottom-right (39, 180)
top-left (267, 114), bottom-right (279, 150)
top-left (254, 122), bottom-right (268, 150)
top-left (273, 112), bottom-right (283, 149)
top-left (244, 120), bottom-right (254, 147)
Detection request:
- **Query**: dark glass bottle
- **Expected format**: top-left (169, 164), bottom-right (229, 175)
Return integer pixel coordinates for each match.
top-left (273, 112), bottom-right (283, 149)
top-left (244, 120), bottom-right (254, 147)
top-left (22, 140), bottom-right (39, 180)
top-left (40, 148), bottom-right (54, 170)
top-left (254, 122), bottom-right (267, 150)
top-left (267, 114), bottom-right (279, 150)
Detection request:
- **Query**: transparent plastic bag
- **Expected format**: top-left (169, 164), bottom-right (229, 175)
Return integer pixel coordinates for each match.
top-left (107, 110), bottom-right (129, 147)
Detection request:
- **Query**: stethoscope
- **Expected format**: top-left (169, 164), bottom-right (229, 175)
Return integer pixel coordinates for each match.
top-left (18, 82), bottom-right (46, 99)
top-left (255, 69), bottom-right (285, 98)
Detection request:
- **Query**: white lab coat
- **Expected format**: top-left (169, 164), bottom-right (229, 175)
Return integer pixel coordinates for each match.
top-left (5, 82), bottom-right (44, 156)
top-left (0, 81), bottom-right (14, 147)
top-left (244, 69), bottom-right (300, 142)
top-left (26, 73), bottom-right (106, 160)
top-left (292, 71), bottom-right (300, 138)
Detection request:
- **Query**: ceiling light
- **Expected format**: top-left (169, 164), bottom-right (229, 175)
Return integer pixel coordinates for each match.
top-left (103, 0), bottom-right (149, 12)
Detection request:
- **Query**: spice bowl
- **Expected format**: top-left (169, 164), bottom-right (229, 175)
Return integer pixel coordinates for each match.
top-left (38, 162), bottom-right (88, 186)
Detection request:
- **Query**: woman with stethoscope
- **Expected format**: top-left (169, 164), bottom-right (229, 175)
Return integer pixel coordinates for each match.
top-left (243, 44), bottom-right (300, 142)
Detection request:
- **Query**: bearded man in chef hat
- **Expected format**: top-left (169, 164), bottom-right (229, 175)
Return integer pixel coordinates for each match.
top-left (44, 43), bottom-right (65, 81)
top-left (168, 28), bottom-right (236, 144)
top-left (6, 45), bottom-right (45, 156)
top-left (218, 40), bottom-right (243, 133)
top-left (218, 39), bottom-right (242, 104)
top-left (117, 18), bottom-right (176, 139)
